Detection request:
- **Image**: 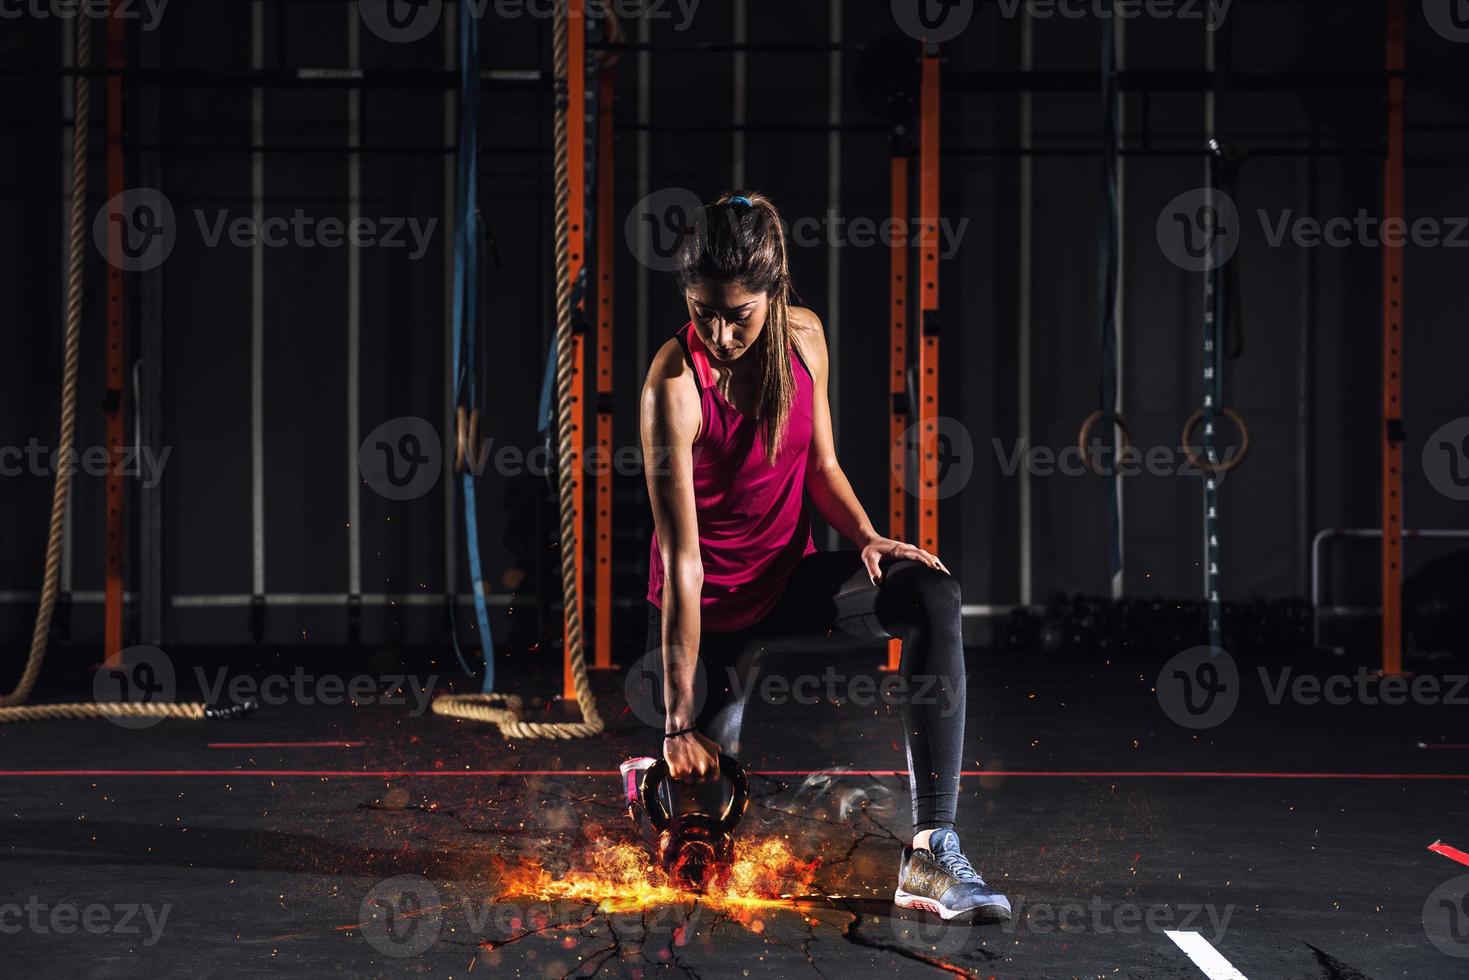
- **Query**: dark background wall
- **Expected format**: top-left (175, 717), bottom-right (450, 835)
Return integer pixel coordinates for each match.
top-left (2, 0), bottom-right (1466, 654)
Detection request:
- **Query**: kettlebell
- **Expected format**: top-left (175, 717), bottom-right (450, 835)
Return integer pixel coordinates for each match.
top-left (638, 754), bottom-right (750, 891)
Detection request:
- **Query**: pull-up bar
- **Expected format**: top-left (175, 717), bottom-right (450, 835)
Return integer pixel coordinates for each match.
top-left (587, 41), bottom-right (864, 53)
top-left (945, 67), bottom-right (1469, 93)
top-left (0, 66), bottom-right (550, 89)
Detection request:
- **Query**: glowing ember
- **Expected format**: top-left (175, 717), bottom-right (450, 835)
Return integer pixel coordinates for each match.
top-left (495, 836), bottom-right (820, 922)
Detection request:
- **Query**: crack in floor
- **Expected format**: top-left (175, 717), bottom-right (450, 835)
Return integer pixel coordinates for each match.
top-left (1306, 942), bottom-right (1379, 980)
top-left (836, 901), bottom-right (996, 978)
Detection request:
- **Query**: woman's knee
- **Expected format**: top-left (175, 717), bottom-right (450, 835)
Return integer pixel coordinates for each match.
top-left (881, 559), bottom-right (962, 621)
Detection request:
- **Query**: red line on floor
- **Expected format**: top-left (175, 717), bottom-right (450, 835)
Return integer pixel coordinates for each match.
top-left (763, 770), bottom-right (1469, 780)
top-left (0, 769), bottom-right (1466, 780)
top-left (207, 742), bottom-right (367, 748)
top-left (1429, 841), bottom-right (1469, 867)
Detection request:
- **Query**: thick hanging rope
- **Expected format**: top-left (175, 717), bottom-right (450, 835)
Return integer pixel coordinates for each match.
top-left (0, 17), bottom-right (92, 711)
top-left (0, 18), bottom-right (245, 725)
top-left (432, 2), bottom-right (603, 739)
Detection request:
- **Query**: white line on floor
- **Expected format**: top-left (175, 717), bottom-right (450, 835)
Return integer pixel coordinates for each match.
top-left (1165, 930), bottom-right (1249, 980)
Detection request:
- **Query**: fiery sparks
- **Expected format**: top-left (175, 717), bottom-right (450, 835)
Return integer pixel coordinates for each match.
top-left (494, 836), bottom-right (820, 922)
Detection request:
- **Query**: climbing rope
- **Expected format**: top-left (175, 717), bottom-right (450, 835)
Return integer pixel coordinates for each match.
top-left (432, 1), bottom-right (603, 739)
top-left (0, 18), bottom-right (90, 711)
top-left (0, 18), bottom-right (243, 725)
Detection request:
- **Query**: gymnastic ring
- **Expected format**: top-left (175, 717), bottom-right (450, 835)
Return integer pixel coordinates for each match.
top-left (592, 6), bottom-right (623, 69)
top-left (454, 405), bottom-right (468, 474)
top-left (1077, 410), bottom-right (1135, 477)
top-left (640, 754), bottom-right (749, 835)
top-left (1181, 407), bottom-right (1250, 475)
top-left (467, 408), bottom-right (481, 472)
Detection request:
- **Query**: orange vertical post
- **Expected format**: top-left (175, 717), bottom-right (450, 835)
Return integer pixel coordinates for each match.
top-left (886, 151), bottom-right (909, 673)
top-left (594, 66), bottom-right (615, 671)
top-left (563, 0), bottom-right (587, 700)
top-left (105, 3), bottom-right (126, 665)
top-left (1381, 0), bottom-right (1405, 676)
top-left (917, 44), bottom-right (941, 556)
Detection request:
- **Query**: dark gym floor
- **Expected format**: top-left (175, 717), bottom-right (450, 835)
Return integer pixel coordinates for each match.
top-left (2, 643), bottom-right (1465, 979)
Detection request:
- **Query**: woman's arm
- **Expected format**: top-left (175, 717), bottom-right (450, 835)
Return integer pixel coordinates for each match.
top-left (792, 307), bottom-right (952, 582)
top-left (792, 308), bottom-right (880, 549)
top-left (640, 341), bottom-right (721, 782)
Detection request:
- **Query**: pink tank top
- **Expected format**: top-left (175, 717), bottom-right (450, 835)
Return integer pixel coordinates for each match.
top-left (647, 322), bottom-right (818, 632)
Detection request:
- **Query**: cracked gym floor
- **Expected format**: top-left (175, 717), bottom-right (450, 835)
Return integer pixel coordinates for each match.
top-left (2, 646), bottom-right (1463, 979)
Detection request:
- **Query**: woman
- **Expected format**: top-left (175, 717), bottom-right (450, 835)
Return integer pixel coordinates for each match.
top-left (639, 191), bottom-right (1008, 922)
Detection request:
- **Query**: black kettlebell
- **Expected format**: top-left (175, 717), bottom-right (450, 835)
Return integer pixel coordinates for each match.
top-left (639, 754), bottom-right (750, 891)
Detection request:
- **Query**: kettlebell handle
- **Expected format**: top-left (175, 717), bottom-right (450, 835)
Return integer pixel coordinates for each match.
top-left (640, 754), bottom-right (749, 835)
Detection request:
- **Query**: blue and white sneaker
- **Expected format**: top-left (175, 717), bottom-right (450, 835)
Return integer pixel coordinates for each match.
top-left (894, 828), bottom-right (1011, 922)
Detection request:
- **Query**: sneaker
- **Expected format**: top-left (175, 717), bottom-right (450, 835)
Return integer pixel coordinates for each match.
top-left (894, 828), bottom-right (1011, 922)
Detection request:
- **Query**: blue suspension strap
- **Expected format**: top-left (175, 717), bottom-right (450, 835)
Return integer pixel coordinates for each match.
top-left (536, 271), bottom-right (589, 479)
top-left (430, 0), bottom-right (601, 739)
top-left (451, 1), bottom-right (495, 692)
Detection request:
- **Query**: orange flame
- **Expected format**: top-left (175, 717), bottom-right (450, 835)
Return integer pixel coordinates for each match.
top-left (494, 836), bottom-right (820, 924)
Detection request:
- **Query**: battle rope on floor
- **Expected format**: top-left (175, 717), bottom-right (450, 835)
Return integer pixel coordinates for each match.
top-left (431, 1), bottom-right (603, 739)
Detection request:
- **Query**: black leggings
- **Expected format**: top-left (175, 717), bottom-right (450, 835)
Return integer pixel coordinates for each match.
top-left (645, 551), bottom-right (966, 832)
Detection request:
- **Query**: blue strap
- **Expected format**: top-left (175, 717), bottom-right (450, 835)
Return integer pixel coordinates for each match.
top-left (450, 3), bottom-right (494, 692)
top-left (536, 332), bottom-right (557, 436)
top-left (535, 267), bottom-right (590, 437)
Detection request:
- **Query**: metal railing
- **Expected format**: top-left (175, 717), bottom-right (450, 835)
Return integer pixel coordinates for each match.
top-left (1311, 528), bottom-right (1469, 651)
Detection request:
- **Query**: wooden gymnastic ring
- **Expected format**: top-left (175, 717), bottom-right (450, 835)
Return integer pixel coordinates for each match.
top-left (454, 405), bottom-right (468, 474)
top-left (467, 408), bottom-right (481, 472)
top-left (1077, 410), bottom-right (1134, 477)
top-left (1181, 407), bottom-right (1250, 475)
